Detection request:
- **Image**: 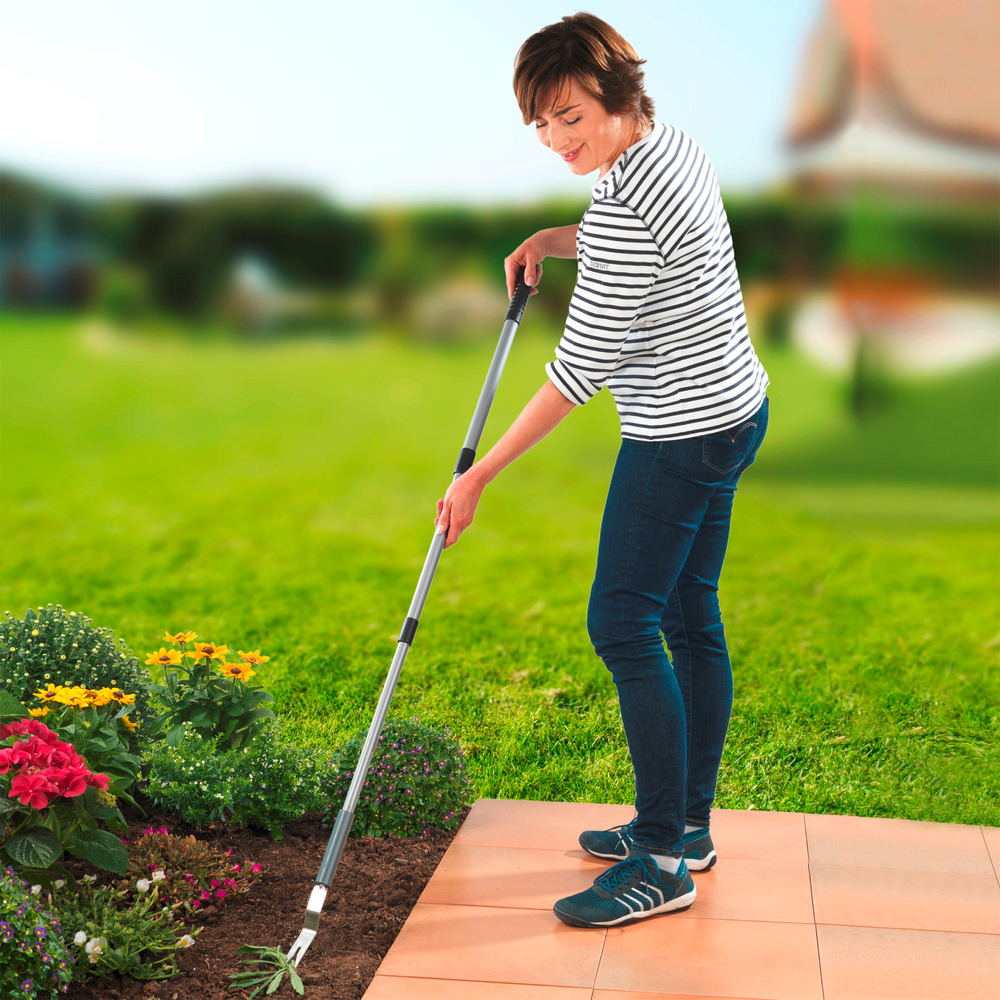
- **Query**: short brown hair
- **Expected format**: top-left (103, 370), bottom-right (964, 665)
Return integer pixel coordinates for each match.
top-left (513, 12), bottom-right (655, 126)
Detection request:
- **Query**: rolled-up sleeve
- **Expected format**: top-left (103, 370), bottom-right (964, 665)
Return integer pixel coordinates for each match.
top-left (545, 198), bottom-right (664, 405)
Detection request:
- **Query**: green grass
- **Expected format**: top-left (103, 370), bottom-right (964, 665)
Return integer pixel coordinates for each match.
top-left (2, 314), bottom-right (997, 827)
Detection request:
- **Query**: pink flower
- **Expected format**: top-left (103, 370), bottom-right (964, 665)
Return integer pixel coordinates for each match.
top-left (215, 889), bottom-right (226, 899)
top-left (85, 771), bottom-right (110, 791)
top-left (230, 863), bottom-right (242, 873)
top-left (250, 864), bottom-right (261, 874)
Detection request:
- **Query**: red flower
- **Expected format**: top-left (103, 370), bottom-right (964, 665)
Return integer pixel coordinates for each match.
top-left (47, 767), bottom-right (88, 798)
top-left (9, 773), bottom-right (53, 809)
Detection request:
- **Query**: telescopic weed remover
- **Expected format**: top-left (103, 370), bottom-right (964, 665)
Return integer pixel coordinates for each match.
top-left (285, 267), bottom-right (533, 967)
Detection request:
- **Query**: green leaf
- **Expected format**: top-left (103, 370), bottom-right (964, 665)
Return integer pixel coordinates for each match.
top-left (246, 706), bottom-right (276, 723)
top-left (166, 724), bottom-right (186, 747)
top-left (0, 689), bottom-right (26, 719)
top-left (4, 826), bottom-right (62, 868)
top-left (289, 965), bottom-right (304, 994)
top-left (69, 828), bottom-right (129, 874)
top-left (0, 795), bottom-right (18, 816)
top-left (266, 969), bottom-right (285, 995)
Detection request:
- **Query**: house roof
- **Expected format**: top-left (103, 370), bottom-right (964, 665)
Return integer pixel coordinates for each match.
top-left (786, 0), bottom-right (1000, 151)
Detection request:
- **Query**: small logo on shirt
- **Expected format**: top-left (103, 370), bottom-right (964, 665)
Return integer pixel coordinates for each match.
top-left (583, 256), bottom-right (609, 271)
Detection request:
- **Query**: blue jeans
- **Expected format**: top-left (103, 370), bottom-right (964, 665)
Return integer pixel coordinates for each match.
top-left (587, 396), bottom-right (769, 856)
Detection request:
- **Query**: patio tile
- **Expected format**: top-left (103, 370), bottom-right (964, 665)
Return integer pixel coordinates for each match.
top-left (375, 902), bottom-right (604, 988)
top-left (452, 798), bottom-right (635, 851)
top-left (686, 859), bottom-right (814, 924)
top-left (596, 917), bottom-right (823, 999)
top-left (804, 813), bottom-right (993, 873)
top-left (707, 809), bottom-right (809, 865)
top-left (417, 843), bottom-right (607, 909)
top-left (363, 977), bottom-right (593, 999)
top-left (810, 862), bottom-right (1000, 933)
top-left (817, 925), bottom-right (1000, 1000)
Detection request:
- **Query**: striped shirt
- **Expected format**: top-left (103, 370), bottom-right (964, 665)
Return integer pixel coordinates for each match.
top-left (545, 119), bottom-right (769, 441)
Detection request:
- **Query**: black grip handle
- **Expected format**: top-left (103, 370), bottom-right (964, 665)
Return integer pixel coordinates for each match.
top-left (505, 265), bottom-right (532, 324)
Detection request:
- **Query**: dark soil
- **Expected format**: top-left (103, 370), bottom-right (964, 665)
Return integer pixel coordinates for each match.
top-left (66, 803), bottom-right (470, 1000)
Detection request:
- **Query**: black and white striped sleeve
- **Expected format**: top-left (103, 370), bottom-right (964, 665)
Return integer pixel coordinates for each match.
top-left (545, 199), bottom-right (664, 405)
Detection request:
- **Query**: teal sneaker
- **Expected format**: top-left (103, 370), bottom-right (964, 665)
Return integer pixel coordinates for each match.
top-left (578, 819), bottom-right (717, 871)
top-left (553, 853), bottom-right (696, 928)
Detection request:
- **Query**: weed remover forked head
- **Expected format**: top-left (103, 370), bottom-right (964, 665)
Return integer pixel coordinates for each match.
top-left (286, 884), bottom-right (328, 967)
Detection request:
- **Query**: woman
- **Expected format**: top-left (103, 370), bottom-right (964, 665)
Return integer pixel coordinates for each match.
top-left (435, 12), bottom-right (769, 928)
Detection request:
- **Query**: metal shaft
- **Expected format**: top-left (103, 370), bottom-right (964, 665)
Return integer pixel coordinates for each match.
top-left (313, 273), bottom-right (531, 888)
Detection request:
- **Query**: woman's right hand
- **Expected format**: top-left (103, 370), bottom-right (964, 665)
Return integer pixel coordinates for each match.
top-left (504, 231), bottom-right (549, 299)
top-left (504, 225), bottom-right (580, 299)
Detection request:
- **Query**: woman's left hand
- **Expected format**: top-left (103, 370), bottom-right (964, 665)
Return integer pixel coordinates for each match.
top-left (435, 470), bottom-right (486, 549)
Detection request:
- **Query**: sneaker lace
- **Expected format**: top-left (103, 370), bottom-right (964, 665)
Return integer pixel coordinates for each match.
top-left (610, 818), bottom-right (637, 837)
top-left (595, 857), bottom-right (654, 893)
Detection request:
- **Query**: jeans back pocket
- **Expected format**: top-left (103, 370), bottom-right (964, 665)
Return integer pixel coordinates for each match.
top-left (702, 418), bottom-right (759, 475)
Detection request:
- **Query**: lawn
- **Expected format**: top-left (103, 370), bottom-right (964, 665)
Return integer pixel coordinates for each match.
top-left (1, 313), bottom-right (997, 827)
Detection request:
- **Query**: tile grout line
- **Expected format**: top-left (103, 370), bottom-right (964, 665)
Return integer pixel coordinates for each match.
top-left (803, 812), bottom-right (828, 1000)
top-left (591, 927), bottom-right (608, 996)
top-left (981, 826), bottom-right (1000, 890)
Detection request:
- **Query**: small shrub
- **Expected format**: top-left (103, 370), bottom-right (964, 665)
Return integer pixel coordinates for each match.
top-left (143, 720), bottom-right (324, 839)
top-left (142, 725), bottom-right (234, 826)
top-left (230, 721), bottom-right (325, 839)
top-left (0, 864), bottom-right (75, 999)
top-left (0, 606), bottom-right (153, 738)
top-left (321, 717), bottom-right (473, 838)
top-left (123, 827), bottom-right (262, 913)
top-left (51, 878), bottom-right (194, 981)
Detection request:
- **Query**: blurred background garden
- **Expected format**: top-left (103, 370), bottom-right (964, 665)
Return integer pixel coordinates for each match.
top-left (2, 0), bottom-right (998, 828)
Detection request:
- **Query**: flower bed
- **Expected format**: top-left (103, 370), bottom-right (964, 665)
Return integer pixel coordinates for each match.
top-left (1, 607), bottom-right (476, 999)
top-left (64, 803), bottom-right (469, 1000)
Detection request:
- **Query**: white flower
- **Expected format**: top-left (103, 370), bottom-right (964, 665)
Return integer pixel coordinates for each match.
top-left (54, 879), bottom-right (65, 889)
top-left (152, 870), bottom-right (165, 881)
top-left (30, 884), bottom-right (41, 895)
top-left (85, 938), bottom-right (102, 956)
top-left (136, 878), bottom-right (151, 893)
top-left (83, 874), bottom-right (97, 883)
top-left (74, 931), bottom-right (87, 946)
top-left (179, 934), bottom-right (195, 948)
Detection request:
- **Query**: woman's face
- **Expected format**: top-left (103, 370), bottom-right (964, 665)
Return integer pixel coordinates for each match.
top-left (532, 77), bottom-right (641, 178)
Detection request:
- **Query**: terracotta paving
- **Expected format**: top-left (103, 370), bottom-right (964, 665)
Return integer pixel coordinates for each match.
top-left (363, 799), bottom-right (1000, 1000)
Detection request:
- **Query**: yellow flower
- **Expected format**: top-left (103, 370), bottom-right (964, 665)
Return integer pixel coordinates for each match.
top-left (111, 689), bottom-right (136, 705)
top-left (89, 687), bottom-right (114, 707)
top-left (120, 716), bottom-right (138, 733)
top-left (28, 706), bottom-right (50, 718)
top-left (163, 630), bottom-right (198, 643)
top-left (58, 686), bottom-right (91, 708)
top-left (34, 684), bottom-right (62, 703)
top-left (237, 649), bottom-right (270, 666)
top-left (185, 643), bottom-right (229, 662)
top-left (219, 661), bottom-right (254, 683)
top-left (145, 648), bottom-right (183, 667)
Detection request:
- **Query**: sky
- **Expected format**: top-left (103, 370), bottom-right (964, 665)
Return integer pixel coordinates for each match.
top-left (1, 0), bottom-right (823, 206)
